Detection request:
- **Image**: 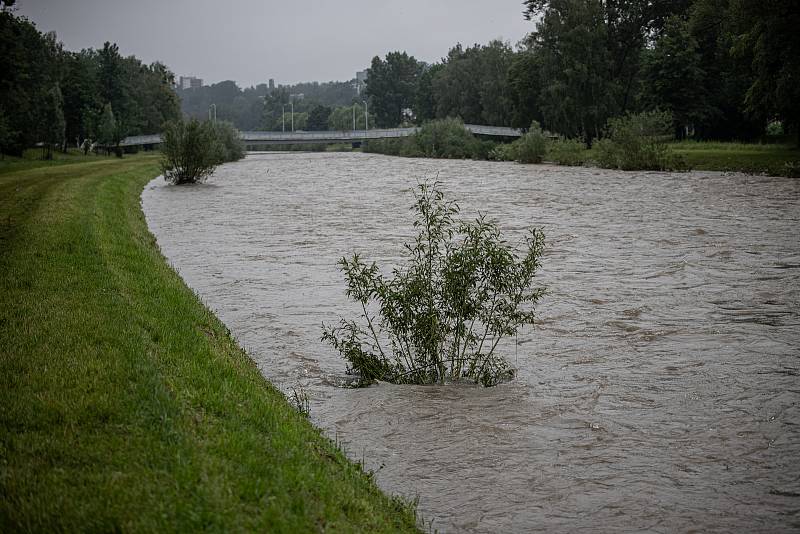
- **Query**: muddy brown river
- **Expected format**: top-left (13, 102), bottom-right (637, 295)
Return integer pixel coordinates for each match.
top-left (142, 152), bottom-right (800, 532)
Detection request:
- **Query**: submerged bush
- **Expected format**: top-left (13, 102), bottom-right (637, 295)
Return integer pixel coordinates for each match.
top-left (513, 122), bottom-right (547, 163)
top-left (413, 118), bottom-right (478, 159)
top-left (323, 181), bottom-right (545, 387)
top-left (363, 137), bottom-right (414, 156)
top-left (594, 111), bottom-right (685, 171)
top-left (547, 138), bottom-right (588, 165)
top-left (785, 161), bottom-right (800, 178)
top-left (364, 119), bottom-right (494, 160)
top-left (488, 142), bottom-right (517, 162)
top-left (161, 118), bottom-right (245, 185)
top-left (210, 121), bottom-right (245, 163)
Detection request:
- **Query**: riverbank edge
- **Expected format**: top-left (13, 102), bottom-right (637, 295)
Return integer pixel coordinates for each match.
top-left (356, 138), bottom-right (799, 177)
top-left (0, 155), bottom-right (419, 532)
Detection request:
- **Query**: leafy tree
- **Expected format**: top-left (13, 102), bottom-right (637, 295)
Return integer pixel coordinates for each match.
top-left (37, 83), bottom-right (66, 159)
top-left (685, 0), bottom-right (760, 139)
top-left (209, 121), bottom-right (245, 163)
top-left (97, 42), bottom-right (126, 122)
top-left (161, 119), bottom-right (218, 184)
top-left (61, 50), bottom-right (100, 147)
top-left (414, 63), bottom-right (444, 124)
top-left (365, 51), bottom-right (422, 127)
top-left (323, 182), bottom-right (545, 386)
top-left (0, 11), bottom-right (62, 154)
top-left (261, 87), bottom-right (290, 130)
top-left (0, 107), bottom-right (13, 158)
top-left (429, 41), bottom-right (515, 126)
top-left (161, 118), bottom-right (244, 184)
top-left (731, 0), bottom-right (800, 144)
top-left (640, 15), bottom-right (707, 138)
top-left (328, 104), bottom-right (373, 130)
top-left (97, 103), bottom-right (118, 150)
top-left (527, 0), bottom-right (618, 140)
top-left (507, 52), bottom-right (544, 129)
top-left (306, 104), bottom-right (332, 131)
top-left (432, 45), bottom-right (484, 124)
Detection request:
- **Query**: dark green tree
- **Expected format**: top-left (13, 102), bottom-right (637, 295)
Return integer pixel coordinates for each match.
top-left (527, 0), bottom-right (617, 140)
top-left (61, 50), bottom-right (100, 147)
top-left (430, 41), bottom-right (515, 126)
top-left (731, 0), bottom-right (800, 144)
top-left (508, 52), bottom-right (544, 129)
top-left (365, 51), bottom-right (422, 127)
top-left (414, 63), bottom-right (444, 124)
top-left (685, 0), bottom-right (760, 139)
top-left (640, 15), bottom-right (707, 138)
top-left (37, 83), bottom-right (66, 159)
top-left (306, 104), bottom-right (332, 131)
top-left (0, 107), bottom-right (14, 158)
top-left (97, 102), bottom-right (119, 154)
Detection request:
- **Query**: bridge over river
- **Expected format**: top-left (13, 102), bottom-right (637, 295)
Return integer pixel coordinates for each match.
top-left (120, 124), bottom-right (522, 148)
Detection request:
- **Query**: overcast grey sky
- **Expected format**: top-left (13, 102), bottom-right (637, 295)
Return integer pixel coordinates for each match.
top-left (17, 0), bottom-right (534, 87)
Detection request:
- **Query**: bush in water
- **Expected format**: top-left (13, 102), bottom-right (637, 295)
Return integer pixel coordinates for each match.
top-left (547, 137), bottom-right (588, 165)
top-left (161, 118), bottom-right (245, 185)
top-left (594, 110), bottom-right (685, 171)
top-left (513, 122), bottom-right (547, 164)
top-left (413, 118), bottom-right (478, 159)
top-left (210, 121), bottom-right (245, 164)
top-left (323, 181), bottom-right (545, 387)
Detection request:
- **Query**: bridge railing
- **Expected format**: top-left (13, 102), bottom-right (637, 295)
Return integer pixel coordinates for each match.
top-left (120, 124), bottom-right (521, 147)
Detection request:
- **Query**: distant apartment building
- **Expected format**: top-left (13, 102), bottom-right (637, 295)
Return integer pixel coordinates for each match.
top-left (355, 70), bottom-right (368, 95)
top-left (178, 76), bottom-right (203, 90)
top-left (269, 78), bottom-right (275, 90)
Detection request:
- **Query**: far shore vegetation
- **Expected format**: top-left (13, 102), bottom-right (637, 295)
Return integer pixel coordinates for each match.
top-left (0, 154), bottom-right (419, 532)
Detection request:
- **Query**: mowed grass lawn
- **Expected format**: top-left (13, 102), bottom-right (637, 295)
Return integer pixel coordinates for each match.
top-left (0, 155), bottom-right (418, 532)
top-left (669, 140), bottom-right (800, 176)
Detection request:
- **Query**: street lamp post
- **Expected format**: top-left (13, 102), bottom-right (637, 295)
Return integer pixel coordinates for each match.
top-left (291, 101), bottom-right (294, 132)
top-left (364, 101), bottom-right (368, 131)
top-left (352, 104), bottom-right (356, 131)
top-left (282, 104), bottom-right (285, 132)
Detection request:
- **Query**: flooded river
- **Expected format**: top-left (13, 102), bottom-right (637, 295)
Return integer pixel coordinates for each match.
top-left (142, 152), bottom-right (800, 532)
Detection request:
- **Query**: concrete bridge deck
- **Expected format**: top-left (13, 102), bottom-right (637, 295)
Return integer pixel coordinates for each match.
top-left (120, 124), bottom-right (522, 147)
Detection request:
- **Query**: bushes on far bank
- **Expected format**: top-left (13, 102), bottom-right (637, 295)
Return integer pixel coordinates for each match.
top-left (513, 123), bottom-right (547, 163)
top-left (547, 138), bottom-right (588, 165)
top-left (364, 118), bottom-right (490, 160)
top-left (161, 118), bottom-right (245, 184)
top-left (594, 111), bottom-right (685, 171)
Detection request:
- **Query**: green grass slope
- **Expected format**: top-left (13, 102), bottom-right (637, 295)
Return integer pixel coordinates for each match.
top-left (0, 155), bottom-right (418, 532)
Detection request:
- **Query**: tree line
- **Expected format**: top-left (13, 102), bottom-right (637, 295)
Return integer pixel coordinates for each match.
top-left (364, 0), bottom-right (799, 143)
top-left (0, 9), bottom-right (180, 157)
top-left (179, 80), bottom-right (362, 132)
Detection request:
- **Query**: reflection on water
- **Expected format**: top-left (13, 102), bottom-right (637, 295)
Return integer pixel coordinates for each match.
top-left (142, 152), bottom-right (800, 532)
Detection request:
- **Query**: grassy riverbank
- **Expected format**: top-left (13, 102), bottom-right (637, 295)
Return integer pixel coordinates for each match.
top-left (0, 155), bottom-right (418, 532)
top-left (668, 141), bottom-right (799, 176)
top-left (362, 132), bottom-right (799, 176)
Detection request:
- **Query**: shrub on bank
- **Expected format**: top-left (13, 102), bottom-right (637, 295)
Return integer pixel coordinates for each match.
top-left (210, 121), bottom-right (245, 163)
top-left (514, 122), bottom-right (547, 163)
top-left (323, 181), bottom-right (545, 387)
top-left (594, 111), bottom-right (685, 171)
top-left (413, 118), bottom-right (478, 159)
top-left (364, 119), bottom-right (496, 160)
top-left (161, 118), bottom-right (245, 184)
top-left (488, 142), bottom-right (517, 162)
top-left (547, 138), bottom-right (588, 165)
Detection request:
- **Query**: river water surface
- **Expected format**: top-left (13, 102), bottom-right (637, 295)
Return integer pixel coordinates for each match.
top-left (142, 152), bottom-right (800, 532)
